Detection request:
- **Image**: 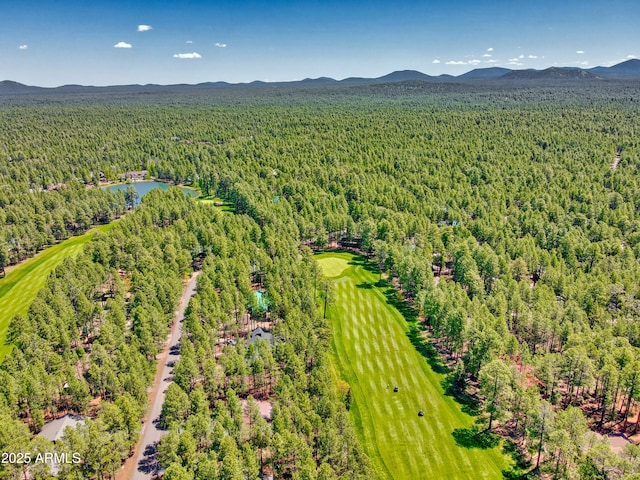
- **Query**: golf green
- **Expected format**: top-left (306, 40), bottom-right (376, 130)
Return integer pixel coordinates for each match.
top-left (0, 222), bottom-right (116, 360)
top-left (318, 255), bottom-right (350, 278)
top-left (317, 251), bottom-right (507, 479)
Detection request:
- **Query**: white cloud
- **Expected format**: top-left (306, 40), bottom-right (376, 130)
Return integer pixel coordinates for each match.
top-left (18, 44), bottom-right (28, 50)
top-left (137, 25), bottom-right (152, 32)
top-left (508, 57), bottom-right (520, 62)
top-left (487, 47), bottom-right (494, 52)
top-left (445, 60), bottom-right (467, 65)
top-left (114, 41), bottom-right (132, 49)
top-left (528, 55), bottom-right (538, 59)
top-left (508, 61), bottom-right (524, 66)
top-left (627, 54), bottom-right (637, 59)
top-left (518, 54), bottom-right (524, 59)
top-left (214, 42), bottom-right (227, 48)
top-left (468, 59), bottom-right (481, 65)
top-left (576, 61), bottom-right (589, 66)
top-left (485, 59), bottom-right (497, 63)
top-left (432, 59), bottom-right (441, 64)
top-left (173, 52), bottom-right (202, 59)
top-left (186, 40), bottom-right (193, 44)
top-left (482, 53), bottom-right (492, 57)
top-left (576, 50), bottom-right (584, 54)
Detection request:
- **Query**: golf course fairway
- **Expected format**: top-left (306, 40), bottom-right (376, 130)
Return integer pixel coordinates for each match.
top-left (0, 222), bottom-right (116, 360)
top-left (317, 251), bottom-right (507, 480)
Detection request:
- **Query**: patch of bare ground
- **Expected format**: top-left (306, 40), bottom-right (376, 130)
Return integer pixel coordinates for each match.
top-left (612, 148), bottom-right (622, 170)
top-left (241, 399), bottom-right (273, 426)
top-left (608, 433), bottom-right (631, 454)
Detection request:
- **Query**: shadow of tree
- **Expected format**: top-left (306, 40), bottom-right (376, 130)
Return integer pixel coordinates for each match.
top-left (459, 398), bottom-right (481, 417)
top-left (442, 375), bottom-right (482, 416)
top-left (356, 282), bottom-right (373, 289)
top-left (137, 441), bottom-right (160, 475)
top-left (502, 439), bottom-right (532, 473)
top-left (452, 425), bottom-right (500, 449)
top-left (404, 318), bottom-right (449, 375)
top-left (348, 256), bottom-right (380, 275)
top-left (501, 469), bottom-right (537, 480)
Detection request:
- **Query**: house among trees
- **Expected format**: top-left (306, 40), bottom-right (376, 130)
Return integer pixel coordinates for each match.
top-left (36, 415), bottom-right (86, 475)
top-left (38, 415), bottom-right (86, 442)
top-left (248, 326), bottom-right (274, 346)
top-left (117, 170), bottom-right (148, 181)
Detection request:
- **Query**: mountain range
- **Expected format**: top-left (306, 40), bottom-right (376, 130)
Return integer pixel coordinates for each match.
top-left (2, 59), bottom-right (639, 94)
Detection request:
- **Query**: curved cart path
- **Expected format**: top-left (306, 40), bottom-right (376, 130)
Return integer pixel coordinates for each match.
top-left (117, 271), bottom-right (199, 480)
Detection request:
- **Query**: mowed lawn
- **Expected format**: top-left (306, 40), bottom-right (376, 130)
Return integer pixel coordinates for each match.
top-left (0, 223), bottom-right (115, 360)
top-left (317, 251), bottom-right (507, 480)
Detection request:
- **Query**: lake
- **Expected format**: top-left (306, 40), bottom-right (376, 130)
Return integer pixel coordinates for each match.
top-left (103, 181), bottom-right (198, 206)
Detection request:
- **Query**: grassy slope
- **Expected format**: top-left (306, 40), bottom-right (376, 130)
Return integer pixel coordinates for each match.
top-left (0, 223), bottom-right (116, 360)
top-left (317, 251), bottom-right (507, 480)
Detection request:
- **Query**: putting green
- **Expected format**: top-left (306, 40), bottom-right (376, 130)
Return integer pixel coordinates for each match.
top-left (318, 254), bottom-right (351, 278)
top-left (0, 222), bottom-right (116, 360)
top-left (317, 252), bottom-right (507, 480)
top-left (196, 196), bottom-right (235, 213)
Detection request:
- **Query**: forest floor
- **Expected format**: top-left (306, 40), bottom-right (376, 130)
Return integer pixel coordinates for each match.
top-left (0, 222), bottom-right (116, 360)
top-left (317, 251), bottom-right (509, 480)
top-left (117, 271), bottom-right (200, 480)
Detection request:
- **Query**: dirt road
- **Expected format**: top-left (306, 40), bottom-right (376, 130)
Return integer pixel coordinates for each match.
top-left (117, 271), bottom-right (199, 480)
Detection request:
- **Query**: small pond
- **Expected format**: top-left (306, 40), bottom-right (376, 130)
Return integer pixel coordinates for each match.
top-left (103, 181), bottom-right (198, 206)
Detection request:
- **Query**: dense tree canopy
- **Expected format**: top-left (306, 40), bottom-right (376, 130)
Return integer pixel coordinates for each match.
top-left (1, 79), bottom-right (640, 477)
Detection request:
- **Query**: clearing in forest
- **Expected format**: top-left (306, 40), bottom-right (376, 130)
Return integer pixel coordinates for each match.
top-left (317, 251), bottom-right (507, 480)
top-left (0, 223), bottom-right (116, 360)
top-left (196, 195), bottom-right (235, 213)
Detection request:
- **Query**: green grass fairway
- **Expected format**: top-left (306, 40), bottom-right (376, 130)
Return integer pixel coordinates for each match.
top-left (317, 251), bottom-right (507, 480)
top-left (196, 196), bottom-right (235, 213)
top-left (0, 223), bottom-right (116, 360)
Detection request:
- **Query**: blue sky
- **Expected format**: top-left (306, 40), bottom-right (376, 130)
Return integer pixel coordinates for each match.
top-left (1, 0), bottom-right (638, 86)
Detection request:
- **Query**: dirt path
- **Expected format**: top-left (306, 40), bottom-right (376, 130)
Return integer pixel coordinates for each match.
top-left (612, 149), bottom-right (622, 170)
top-left (116, 271), bottom-right (199, 480)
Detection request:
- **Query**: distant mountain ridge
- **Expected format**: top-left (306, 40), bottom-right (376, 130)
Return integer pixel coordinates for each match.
top-left (0, 80), bottom-right (44, 92)
top-left (459, 67), bottom-right (512, 79)
top-left (2, 59), bottom-right (639, 94)
top-left (502, 67), bottom-right (600, 80)
top-left (589, 59), bottom-right (640, 79)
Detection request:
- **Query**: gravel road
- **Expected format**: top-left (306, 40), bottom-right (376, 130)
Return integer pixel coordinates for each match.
top-left (126, 271), bottom-right (199, 480)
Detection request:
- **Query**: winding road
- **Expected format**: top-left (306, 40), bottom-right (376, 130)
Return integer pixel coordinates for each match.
top-left (118, 271), bottom-right (199, 480)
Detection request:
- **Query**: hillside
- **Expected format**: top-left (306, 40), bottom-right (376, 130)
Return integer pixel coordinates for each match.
top-left (3, 59), bottom-right (639, 94)
top-left (502, 67), bottom-right (600, 80)
top-left (0, 80), bottom-right (42, 93)
top-left (590, 58), bottom-right (640, 79)
top-left (459, 67), bottom-right (512, 79)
